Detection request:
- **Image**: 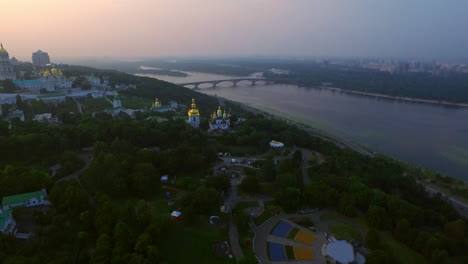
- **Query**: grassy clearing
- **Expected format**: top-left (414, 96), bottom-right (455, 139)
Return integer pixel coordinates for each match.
top-left (287, 227), bottom-right (299, 240)
top-left (380, 232), bottom-right (426, 264)
top-left (285, 245), bottom-right (295, 260)
top-left (235, 201), bottom-right (259, 211)
top-left (329, 222), bottom-right (363, 242)
top-left (270, 220), bottom-right (282, 234)
top-left (319, 212), bottom-right (337, 221)
top-left (79, 98), bottom-right (111, 113)
top-left (161, 216), bottom-right (235, 264)
top-left (308, 154), bottom-right (317, 166)
top-left (120, 95), bottom-right (153, 109)
top-left (253, 200), bottom-right (277, 226)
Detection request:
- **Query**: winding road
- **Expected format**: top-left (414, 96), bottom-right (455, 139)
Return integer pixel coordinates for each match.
top-left (57, 152), bottom-right (95, 207)
top-left (422, 183), bottom-right (468, 217)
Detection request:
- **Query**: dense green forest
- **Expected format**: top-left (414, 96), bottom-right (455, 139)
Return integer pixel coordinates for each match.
top-left (264, 65), bottom-right (468, 104)
top-left (0, 67), bottom-right (466, 264)
top-left (223, 117), bottom-right (468, 263)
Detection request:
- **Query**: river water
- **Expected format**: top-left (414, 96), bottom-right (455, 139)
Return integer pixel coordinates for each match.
top-left (137, 71), bottom-right (468, 181)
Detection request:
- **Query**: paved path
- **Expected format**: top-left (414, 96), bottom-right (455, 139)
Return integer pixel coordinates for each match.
top-left (74, 99), bottom-right (84, 114)
top-left (57, 152), bottom-right (95, 207)
top-left (224, 175), bottom-right (273, 261)
top-left (298, 148), bottom-right (312, 185)
top-left (57, 153), bottom-right (91, 182)
top-left (267, 235), bottom-right (312, 248)
top-left (229, 216), bottom-right (244, 260)
top-left (422, 183), bottom-right (468, 217)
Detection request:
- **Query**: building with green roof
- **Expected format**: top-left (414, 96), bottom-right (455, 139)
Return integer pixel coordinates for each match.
top-left (1, 189), bottom-right (49, 210)
top-left (0, 209), bottom-right (16, 234)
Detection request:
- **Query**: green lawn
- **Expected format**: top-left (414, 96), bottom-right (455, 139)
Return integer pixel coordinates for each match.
top-left (235, 201), bottom-right (258, 211)
top-left (120, 95), bottom-right (153, 109)
top-left (379, 232), bottom-right (426, 264)
top-left (285, 245), bottom-right (295, 260)
top-left (319, 212), bottom-right (337, 221)
top-left (161, 216), bottom-right (235, 264)
top-left (287, 227), bottom-right (299, 240)
top-left (79, 98), bottom-right (111, 113)
top-left (253, 200), bottom-right (276, 226)
top-left (329, 221), bottom-right (363, 242)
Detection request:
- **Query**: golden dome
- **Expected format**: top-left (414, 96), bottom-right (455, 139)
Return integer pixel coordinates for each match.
top-left (50, 67), bottom-right (62, 76)
top-left (153, 98), bottom-right (161, 107)
top-left (188, 98), bottom-right (200, 116)
top-left (0, 43), bottom-right (7, 53)
top-left (217, 106), bottom-right (222, 115)
top-left (42, 69), bottom-right (51, 77)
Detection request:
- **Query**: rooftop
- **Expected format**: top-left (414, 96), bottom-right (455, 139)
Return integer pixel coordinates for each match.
top-left (13, 80), bottom-right (41, 85)
top-left (2, 189), bottom-right (47, 207)
top-left (326, 240), bottom-right (355, 264)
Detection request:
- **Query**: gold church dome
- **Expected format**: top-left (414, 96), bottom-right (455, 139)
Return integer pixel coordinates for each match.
top-left (50, 67), bottom-right (63, 76)
top-left (42, 69), bottom-right (51, 77)
top-left (188, 98), bottom-right (200, 116)
top-left (153, 98), bottom-right (161, 107)
top-left (0, 43), bottom-right (7, 53)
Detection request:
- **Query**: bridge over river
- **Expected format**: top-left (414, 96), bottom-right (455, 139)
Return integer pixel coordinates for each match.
top-left (177, 78), bottom-right (272, 89)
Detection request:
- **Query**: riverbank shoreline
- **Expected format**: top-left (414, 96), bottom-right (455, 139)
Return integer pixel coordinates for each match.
top-left (319, 86), bottom-right (468, 108)
top-left (222, 98), bottom-right (375, 157)
top-left (223, 99), bottom-right (468, 212)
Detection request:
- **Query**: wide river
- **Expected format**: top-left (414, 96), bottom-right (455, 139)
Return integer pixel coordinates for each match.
top-left (137, 71), bottom-right (468, 181)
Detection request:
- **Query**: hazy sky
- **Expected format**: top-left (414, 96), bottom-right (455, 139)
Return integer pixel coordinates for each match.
top-left (1, 0), bottom-right (467, 60)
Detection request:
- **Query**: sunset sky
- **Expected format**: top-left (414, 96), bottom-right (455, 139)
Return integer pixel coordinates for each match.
top-left (1, 0), bottom-right (467, 60)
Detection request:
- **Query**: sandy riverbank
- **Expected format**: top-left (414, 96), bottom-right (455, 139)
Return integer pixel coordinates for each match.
top-left (322, 86), bottom-right (468, 108)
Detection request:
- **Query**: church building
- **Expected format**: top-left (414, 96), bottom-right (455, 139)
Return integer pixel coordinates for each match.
top-left (0, 43), bottom-right (16, 81)
top-left (151, 98), bottom-right (174, 112)
top-left (187, 98), bottom-right (200, 128)
top-left (113, 92), bottom-right (122, 108)
top-left (209, 106), bottom-right (231, 131)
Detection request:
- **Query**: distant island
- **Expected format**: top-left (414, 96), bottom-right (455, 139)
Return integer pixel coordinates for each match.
top-left (137, 68), bottom-right (189, 77)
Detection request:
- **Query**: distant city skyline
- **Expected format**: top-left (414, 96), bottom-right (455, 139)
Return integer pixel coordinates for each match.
top-left (2, 0), bottom-right (468, 60)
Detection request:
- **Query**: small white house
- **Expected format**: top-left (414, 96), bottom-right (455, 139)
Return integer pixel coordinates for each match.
top-left (1, 189), bottom-right (49, 210)
top-left (33, 113), bottom-right (52, 122)
top-left (0, 209), bottom-right (16, 234)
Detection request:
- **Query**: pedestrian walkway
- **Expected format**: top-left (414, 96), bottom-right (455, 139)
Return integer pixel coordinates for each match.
top-left (267, 235), bottom-right (313, 248)
top-left (229, 216), bottom-right (244, 260)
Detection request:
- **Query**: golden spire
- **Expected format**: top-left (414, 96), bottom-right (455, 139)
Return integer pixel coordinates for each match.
top-left (188, 98), bottom-right (200, 116)
top-left (0, 43), bottom-right (7, 53)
